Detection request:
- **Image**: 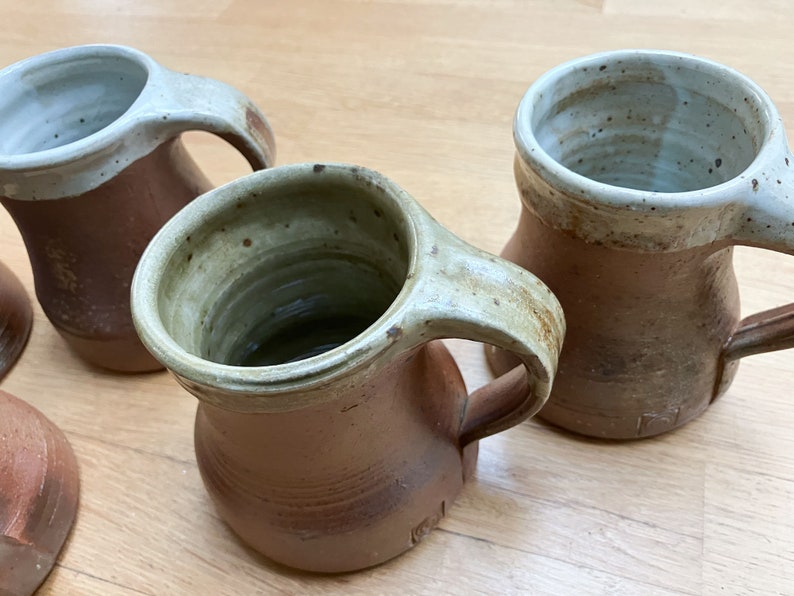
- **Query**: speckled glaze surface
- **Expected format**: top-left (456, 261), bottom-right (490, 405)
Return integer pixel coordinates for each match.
top-left (0, 44), bottom-right (275, 372)
top-left (131, 163), bottom-right (565, 572)
top-left (0, 390), bottom-right (79, 595)
top-left (487, 50), bottom-right (794, 439)
top-left (0, 261), bottom-right (32, 380)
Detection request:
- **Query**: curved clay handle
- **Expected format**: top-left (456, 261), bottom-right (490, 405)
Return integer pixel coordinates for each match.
top-left (724, 149), bottom-right (794, 362)
top-left (410, 224), bottom-right (565, 446)
top-left (149, 69), bottom-right (276, 171)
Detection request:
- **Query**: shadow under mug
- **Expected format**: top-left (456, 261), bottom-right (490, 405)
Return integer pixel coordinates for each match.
top-left (488, 49), bottom-right (794, 439)
top-left (131, 163), bottom-right (565, 572)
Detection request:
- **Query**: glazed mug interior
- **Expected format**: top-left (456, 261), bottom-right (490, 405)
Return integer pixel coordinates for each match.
top-left (154, 168), bottom-right (410, 368)
top-left (0, 52), bottom-right (148, 156)
top-left (526, 54), bottom-right (768, 193)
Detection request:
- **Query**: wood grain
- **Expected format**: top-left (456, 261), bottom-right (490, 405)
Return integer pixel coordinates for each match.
top-left (1, 1), bottom-right (792, 594)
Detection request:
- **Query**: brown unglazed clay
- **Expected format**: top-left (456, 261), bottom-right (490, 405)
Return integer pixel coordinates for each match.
top-left (489, 205), bottom-right (741, 438)
top-left (0, 390), bottom-right (79, 595)
top-left (194, 341), bottom-right (481, 572)
top-left (0, 262), bottom-right (32, 380)
top-left (131, 163), bottom-right (565, 572)
top-left (488, 50), bottom-right (794, 439)
top-left (2, 140), bottom-right (213, 372)
top-left (0, 45), bottom-right (275, 372)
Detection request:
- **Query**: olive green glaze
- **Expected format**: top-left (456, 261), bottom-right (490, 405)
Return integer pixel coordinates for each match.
top-left (131, 163), bottom-right (565, 572)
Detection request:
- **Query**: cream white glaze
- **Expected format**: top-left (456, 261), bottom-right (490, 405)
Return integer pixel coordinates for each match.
top-left (0, 44), bottom-right (274, 200)
top-left (513, 49), bottom-right (794, 252)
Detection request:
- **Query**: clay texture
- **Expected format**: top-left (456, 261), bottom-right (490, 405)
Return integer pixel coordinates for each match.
top-left (131, 163), bottom-right (565, 572)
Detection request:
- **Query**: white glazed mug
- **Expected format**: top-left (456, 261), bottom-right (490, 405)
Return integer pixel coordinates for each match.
top-left (0, 44), bottom-right (275, 372)
top-left (488, 50), bottom-right (794, 439)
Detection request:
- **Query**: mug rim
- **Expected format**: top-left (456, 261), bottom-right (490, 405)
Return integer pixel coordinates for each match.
top-left (131, 163), bottom-right (428, 398)
top-left (513, 48), bottom-right (786, 212)
top-left (0, 44), bottom-right (155, 170)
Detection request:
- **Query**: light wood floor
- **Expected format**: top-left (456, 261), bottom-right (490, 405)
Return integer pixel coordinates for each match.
top-left (1, 1), bottom-right (792, 594)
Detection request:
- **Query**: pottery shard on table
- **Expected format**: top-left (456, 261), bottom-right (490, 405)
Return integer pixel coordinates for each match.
top-left (0, 390), bottom-right (79, 596)
top-left (0, 261), bottom-right (32, 380)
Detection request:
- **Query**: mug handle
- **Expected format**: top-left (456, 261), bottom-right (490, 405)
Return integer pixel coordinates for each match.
top-left (722, 149), bottom-right (794, 363)
top-left (409, 223), bottom-right (565, 446)
top-left (722, 304), bottom-right (794, 362)
top-left (144, 69), bottom-right (276, 171)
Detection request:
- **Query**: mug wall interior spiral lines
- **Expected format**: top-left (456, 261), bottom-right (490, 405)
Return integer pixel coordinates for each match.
top-left (0, 53), bottom-right (147, 156)
top-left (530, 57), bottom-right (767, 193)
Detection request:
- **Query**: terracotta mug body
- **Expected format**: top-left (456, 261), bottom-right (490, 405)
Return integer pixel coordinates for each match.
top-left (488, 50), bottom-right (794, 439)
top-left (0, 45), bottom-right (275, 372)
top-left (131, 163), bottom-right (565, 572)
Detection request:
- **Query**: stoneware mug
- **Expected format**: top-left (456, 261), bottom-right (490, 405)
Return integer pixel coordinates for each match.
top-left (131, 163), bottom-right (565, 572)
top-left (0, 44), bottom-right (275, 372)
top-left (487, 49), bottom-right (794, 439)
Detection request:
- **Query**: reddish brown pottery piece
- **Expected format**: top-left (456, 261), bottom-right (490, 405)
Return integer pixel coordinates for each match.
top-left (0, 262), bottom-right (32, 381)
top-left (0, 390), bottom-right (79, 595)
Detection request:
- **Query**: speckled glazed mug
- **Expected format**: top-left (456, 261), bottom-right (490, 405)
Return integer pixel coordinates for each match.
top-left (487, 50), bottom-right (794, 439)
top-left (0, 44), bottom-right (275, 372)
top-left (131, 163), bottom-right (564, 572)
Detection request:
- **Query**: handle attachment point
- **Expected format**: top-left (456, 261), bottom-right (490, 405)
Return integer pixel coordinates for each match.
top-left (723, 303), bottom-right (794, 362)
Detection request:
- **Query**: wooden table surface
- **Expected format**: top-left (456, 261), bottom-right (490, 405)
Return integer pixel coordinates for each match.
top-left (2, 1), bottom-right (793, 594)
